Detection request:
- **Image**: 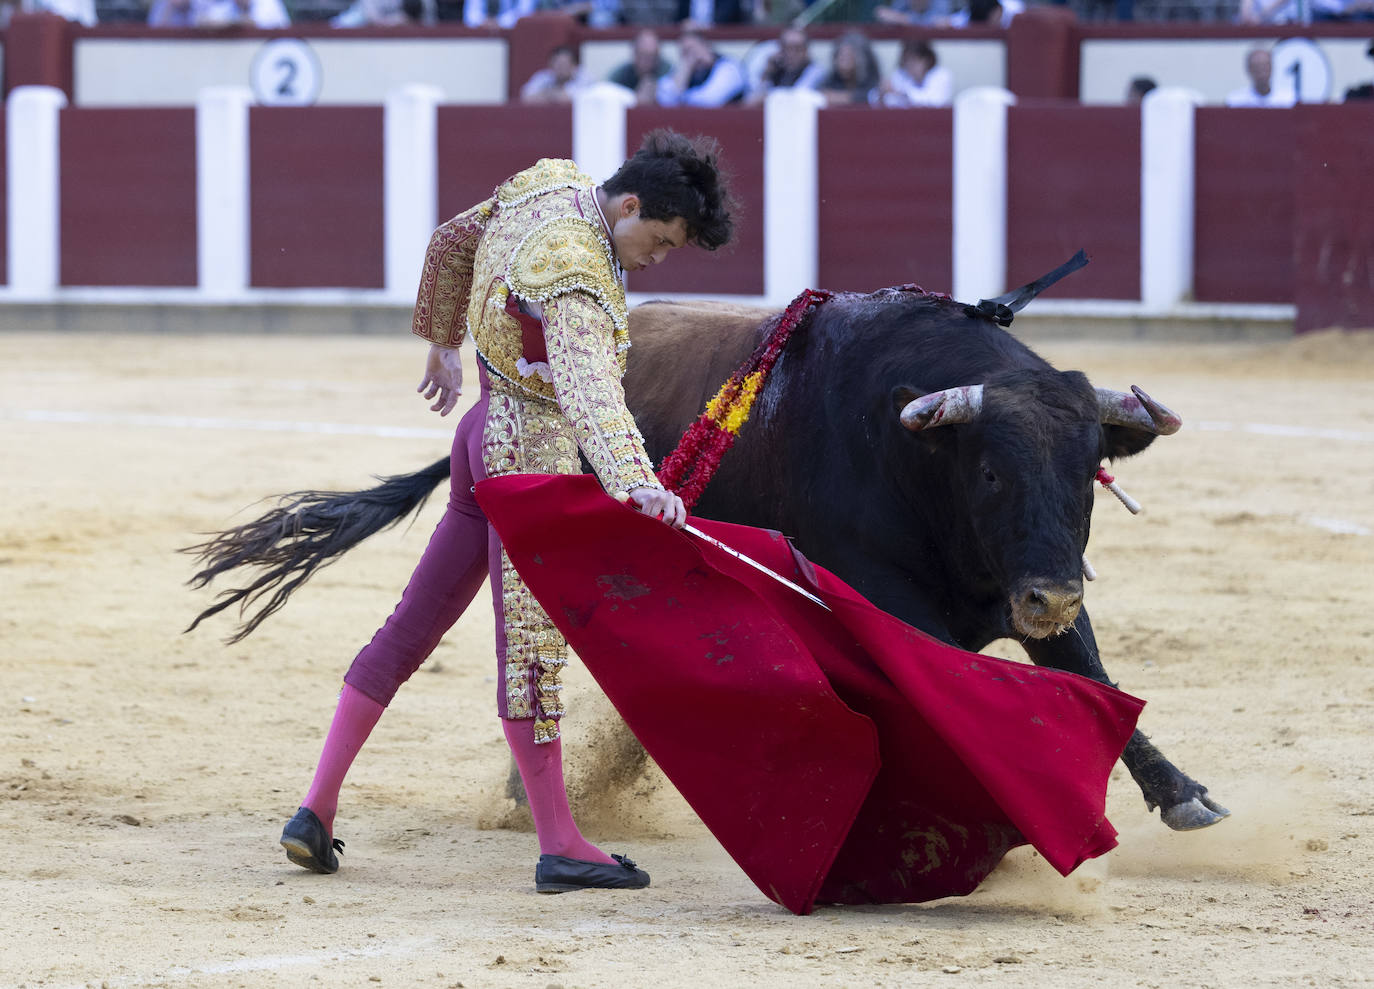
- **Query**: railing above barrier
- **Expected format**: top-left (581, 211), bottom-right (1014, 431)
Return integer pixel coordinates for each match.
top-left (5, 7), bottom-right (1371, 107)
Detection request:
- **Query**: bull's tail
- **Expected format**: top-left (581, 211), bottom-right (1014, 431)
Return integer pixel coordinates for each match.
top-left (182, 457), bottom-right (452, 643)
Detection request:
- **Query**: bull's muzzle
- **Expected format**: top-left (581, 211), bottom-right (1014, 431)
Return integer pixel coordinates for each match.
top-left (1010, 580), bottom-right (1084, 638)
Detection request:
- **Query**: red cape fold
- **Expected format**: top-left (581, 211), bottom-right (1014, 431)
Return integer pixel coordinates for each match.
top-left (475, 474), bottom-right (1144, 915)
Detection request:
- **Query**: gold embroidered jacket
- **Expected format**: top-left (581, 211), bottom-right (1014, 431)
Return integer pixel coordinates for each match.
top-left (412, 159), bottom-right (659, 494)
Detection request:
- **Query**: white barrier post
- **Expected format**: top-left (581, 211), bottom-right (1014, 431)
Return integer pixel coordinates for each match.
top-left (572, 83), bottom-right (635, 185)
top-left (196, 86), bottom-right (253, 299)
top-left (6, 86), bottom-right (68, 300)
top-left (764, 87), bottom-right (824, 307)
top-left (1140, 87), bottom-right (1203, 313)
top-left (953, 86), bottom-right (1015, 305)
top-left (385, 84), bottom-right (443, 302)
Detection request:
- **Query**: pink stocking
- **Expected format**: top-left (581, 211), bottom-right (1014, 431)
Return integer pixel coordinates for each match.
top-left (503, 719), bottom-right (614, 864)
top-left (300, 683), bottom-right (385, 837)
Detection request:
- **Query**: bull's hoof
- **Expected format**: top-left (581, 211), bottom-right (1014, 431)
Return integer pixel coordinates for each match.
top-left (1160, 793), bottom-right (1231, 831)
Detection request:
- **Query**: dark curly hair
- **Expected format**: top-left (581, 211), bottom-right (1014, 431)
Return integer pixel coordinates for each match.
top-left (602, 129), bottom-right (735, 251)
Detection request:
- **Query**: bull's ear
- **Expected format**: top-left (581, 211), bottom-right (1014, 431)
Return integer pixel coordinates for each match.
top-left (1103, 425), bottom-right (1158, 460)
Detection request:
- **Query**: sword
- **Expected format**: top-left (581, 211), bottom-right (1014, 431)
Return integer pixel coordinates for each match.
top-left (684, 524), bottom-right (832, 612)
top-left (615, 491), bottom-right (830, 611)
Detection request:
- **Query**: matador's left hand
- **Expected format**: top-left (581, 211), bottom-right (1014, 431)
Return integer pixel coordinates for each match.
top-left (418, 343), bottom-right (463, 416)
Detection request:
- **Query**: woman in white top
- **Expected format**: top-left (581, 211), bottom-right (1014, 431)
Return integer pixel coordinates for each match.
top-left (875, 40), bottom-right (954, 108)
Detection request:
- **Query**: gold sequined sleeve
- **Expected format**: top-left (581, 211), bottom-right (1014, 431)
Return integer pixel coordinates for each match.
top-left (411, 198), bottom-right (494, 348)
top-left (540, 291), bottom-right (661, 494)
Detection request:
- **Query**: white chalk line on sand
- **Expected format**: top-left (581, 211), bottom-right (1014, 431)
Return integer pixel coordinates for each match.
top-left (4, 409), bottom-right (1370, 536)
top-left (1194, 420), bottom-right (1374, 444)
top-left (164, 936), bottom-right (440, 977)
top-left (2, 408), bottom-right (452, 440)
top-left (49, 936), bottom-right (440, 988)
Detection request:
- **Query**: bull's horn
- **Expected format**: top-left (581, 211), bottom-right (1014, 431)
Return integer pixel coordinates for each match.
top-left (900, 385), bottom-right (984, 432)
top-left (1095, 385), bottom-right (1182, 435)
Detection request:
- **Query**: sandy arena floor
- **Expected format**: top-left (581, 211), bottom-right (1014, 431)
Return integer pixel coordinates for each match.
top-left (1, 324), bottom-right (1372, 989)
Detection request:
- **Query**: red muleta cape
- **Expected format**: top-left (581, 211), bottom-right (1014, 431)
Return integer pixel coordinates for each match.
top-left (475, 474), bottom-right (1144, 915)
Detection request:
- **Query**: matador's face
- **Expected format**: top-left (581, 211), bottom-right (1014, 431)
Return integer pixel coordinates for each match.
top-left (609, 196), bottom-right (690, 273)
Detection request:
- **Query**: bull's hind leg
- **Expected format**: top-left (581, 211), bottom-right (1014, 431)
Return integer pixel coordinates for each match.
top-left (1021, 607), bottom-right (1230, 831)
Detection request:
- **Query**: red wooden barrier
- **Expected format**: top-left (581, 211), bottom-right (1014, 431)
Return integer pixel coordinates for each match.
top-left (436, 105), bottom-right (573, 223)
top-left (623, 108), bottom-right (765, 297)
top-left (58, 108), bottom-right (197, 288)
top-left (1006, 103), bottom-right (1140, 301)
top-left (1006, 6), bottom-right (1077, 101)
top-left (817, 107), bottom-right (954, 295)
top-left (249, 106), bottom-right (384, 289)
top-left (3, 13), bottom-right (75, 100)
top-left (1193, 108), bottom-right (1295, 305)
top-left (1293, 105), bottom-right (1374, 333)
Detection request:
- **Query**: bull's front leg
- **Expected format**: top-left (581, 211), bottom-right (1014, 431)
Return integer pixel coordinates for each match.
top-left (1020, 606), bottom-right (1230, 831)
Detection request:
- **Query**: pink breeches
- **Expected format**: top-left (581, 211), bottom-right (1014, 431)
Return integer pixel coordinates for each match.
top-left (342, 372), bottom-right (509, 712)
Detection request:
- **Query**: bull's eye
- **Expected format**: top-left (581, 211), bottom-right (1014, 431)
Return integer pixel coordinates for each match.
top-left (980, 462), bottom-right (998, 486)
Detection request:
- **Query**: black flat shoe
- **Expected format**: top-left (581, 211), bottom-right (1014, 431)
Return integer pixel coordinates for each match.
top-left (280, 807), bottom-right (344, 874)
top-left (535, 853), bottom-right (650, 893)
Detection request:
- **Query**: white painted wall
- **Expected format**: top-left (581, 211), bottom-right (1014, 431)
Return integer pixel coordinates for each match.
top-left (1081, 36), bottom-right (1374, 105)
top-left (579, 37), bottom-right (1005, 101)
top-left (74, 37), bottom-right (507, 107)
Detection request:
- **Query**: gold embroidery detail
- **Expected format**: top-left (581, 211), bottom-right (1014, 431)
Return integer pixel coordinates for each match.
top-left (469, 181), bottom-right (629, 403)
top-left (412, 198), bottom-right (494, 348)
top-left (497, 158), bottom-right (595, 208)
top-left (483, 388), bottom-right (581, 743)
top-left (464, 160), bottom-right (663, 742)
top-left (542, 292), bottom-right (660, 494)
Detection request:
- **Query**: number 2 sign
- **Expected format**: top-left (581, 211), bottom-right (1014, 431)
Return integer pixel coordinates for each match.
top-left (250, 39), bottom-right (323, 107)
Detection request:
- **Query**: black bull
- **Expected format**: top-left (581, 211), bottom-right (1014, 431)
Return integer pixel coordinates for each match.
top-left (622, 290), bottom-right (1226, 831)
top-left (185, 288), bottom-right (1228, 831)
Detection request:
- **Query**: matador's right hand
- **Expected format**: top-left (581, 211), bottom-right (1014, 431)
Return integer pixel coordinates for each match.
top-left (621, 487), bottom-right (687, 530)
top-left (418, 343), bottom-right (463, 417)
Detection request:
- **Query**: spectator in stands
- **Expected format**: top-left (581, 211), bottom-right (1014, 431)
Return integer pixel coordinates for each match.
top-left (746, 25), bottom-right (826, 105)
top-left (676, 0), bottom-right (750, 25)
top-left (608, 28), bottom-right (673, 105)
top-left (521, 45), bottom-right (593, 103)
top-left (1316, 0), bottom-right (1374, 18)
top-left (198, 0), bottom-right (290, 27)
top-left (1125, 75), bottom-right (1157, 103)
top-left (872, 0), bottom-right (952, 26)
top-left (1237, 0), bottom-right (1298, 21)
top-left (30, 0), bottom-right (97, 24)
top-left (1225, 47), bottom-right (1296, 107)
top-left (656, 29), bottom-right (746, 106)
top-left (817, 30), bottom-right (880, 107)
top-left (1344, 40), bottom-right (1374, 100)
top-left (332, 0), bottom-right (435, 25)
top-left (148, 0), bottom-right (197, 26)
top-left (950, 0), bottom-right (1021, 27)
top-left (617, 0), bottom-right (682, 24)
top-left (531, 0), bottom-right (621, 26)
top-left (874, 39), bottom-right (953, 107)
top-left (463, 0), bottom-right (536, 28)
top-left (1236, 0), bottom-right (1368, 21)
